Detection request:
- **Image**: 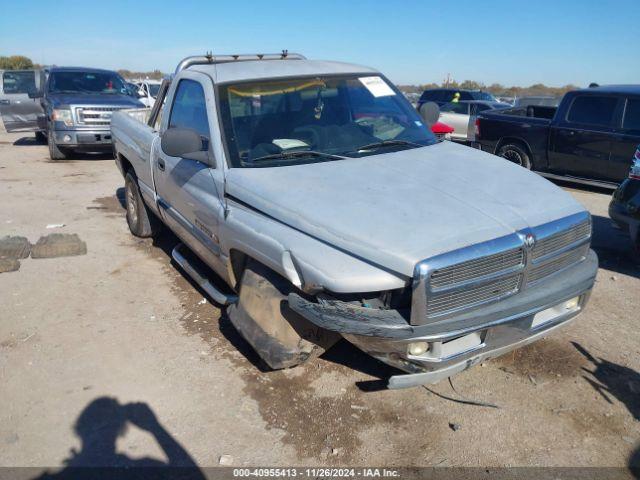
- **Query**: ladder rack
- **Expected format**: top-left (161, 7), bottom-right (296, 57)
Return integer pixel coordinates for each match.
top-left (175, 50), bottom-right (306, 73)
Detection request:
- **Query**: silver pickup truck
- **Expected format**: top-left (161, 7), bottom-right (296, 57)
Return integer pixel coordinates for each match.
top-left (111, 53), bottom-right (598, 389)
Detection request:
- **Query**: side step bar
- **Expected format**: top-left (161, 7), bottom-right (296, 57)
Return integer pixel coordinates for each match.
top-left (171, 243), bottom-right (238, 305)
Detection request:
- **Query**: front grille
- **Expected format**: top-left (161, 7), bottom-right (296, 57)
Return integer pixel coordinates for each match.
top-left (527, 244), bottom-right (589, 284)
top-left (428, 274), bottom-right (521, 317)
top-left (430, 248), bottom-right (524, 289)
top-left (74, 106), bottom-right (123, 126)
top-left (418, 213), bottom-right (592, 322)
top-left (531, 219), bottom-right (591, 260)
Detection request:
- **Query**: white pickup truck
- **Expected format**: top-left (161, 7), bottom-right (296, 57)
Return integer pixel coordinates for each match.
top-left (110, 53), bottom-right (598, 389)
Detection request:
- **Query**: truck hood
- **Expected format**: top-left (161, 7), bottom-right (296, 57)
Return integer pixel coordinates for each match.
top-left (225, 141), bottom-right (585, 277)
top-left (48, 93), bottom-right (143, 108)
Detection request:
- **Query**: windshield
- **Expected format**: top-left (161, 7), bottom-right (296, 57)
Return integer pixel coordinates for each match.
top-left (218, 75), bottom-right (437, 168)
top-left (470, 91), bottom-right (496, 102)
top-left (48, 71), bottom-right (130, 95)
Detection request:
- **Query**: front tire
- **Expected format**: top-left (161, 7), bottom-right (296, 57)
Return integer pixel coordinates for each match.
top-left (498, 143), bottom-right (531, 169)
top-left (48, 131), bottom-right (68, 160)
top-left (227, 259), bottom-right (339, 370)
top-left (124, 171), bottom-right (161, 238)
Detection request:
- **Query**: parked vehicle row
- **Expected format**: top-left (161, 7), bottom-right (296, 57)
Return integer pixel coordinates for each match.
top-left (1, 66), bottom-right (144, 159)
top-left (475, 85), bottom-right (640, 188)
top-left (110, 53), bottom-right (597, 389)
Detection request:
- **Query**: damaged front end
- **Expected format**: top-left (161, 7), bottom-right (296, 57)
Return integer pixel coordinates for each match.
top-left (289, 213), bottom-right (599, 389)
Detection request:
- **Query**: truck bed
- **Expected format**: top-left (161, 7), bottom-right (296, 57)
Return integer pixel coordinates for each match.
top-left (476, 106), bottom-right (553, 168)
top-left (111, 107), bottom-right (157, 208)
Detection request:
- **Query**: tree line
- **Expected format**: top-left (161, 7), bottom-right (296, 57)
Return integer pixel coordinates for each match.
top-left (0, 55), bottom-right (37, 70)
top-left (398, 79), bottom-right (581, 98)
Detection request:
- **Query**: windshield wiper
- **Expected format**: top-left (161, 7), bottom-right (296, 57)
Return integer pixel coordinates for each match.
top-left (355, 139), bottom-right (424, 152)
top-left (250, 150), bottom-right (346, 163)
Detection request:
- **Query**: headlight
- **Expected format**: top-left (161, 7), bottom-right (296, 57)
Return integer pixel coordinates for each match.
top-left (52, 109), bottom-right (73, 126)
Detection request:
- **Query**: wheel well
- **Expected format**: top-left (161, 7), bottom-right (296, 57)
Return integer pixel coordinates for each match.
top-left (496, 137), bottom-right (532, 157)
top-left (495, 137), bottom-right (535, 167)
top-left (117, 153), bottom-right (134, 178)
top-left (229, 249), bottom-right (249, 289)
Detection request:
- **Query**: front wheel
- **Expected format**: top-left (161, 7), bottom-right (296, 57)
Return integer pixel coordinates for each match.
top-left (48, 131), bottom-right (68, 160)
top-left (497, 143), bottom-right (531, 169)
top-left (124, 171), bottom-right (162, 238)
top-left (227, 259), bottom-right (339, 370)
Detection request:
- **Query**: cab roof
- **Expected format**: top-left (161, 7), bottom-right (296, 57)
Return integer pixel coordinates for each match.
top-left (188, 59), bottom-right (379, 84)
top-left (575, 84), bottom-right (640, 95)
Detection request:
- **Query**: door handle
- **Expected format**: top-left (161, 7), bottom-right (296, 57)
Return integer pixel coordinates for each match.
top-left (0, 99), bottom-right (9, 105)
top-left (157, 158), bottom-right (165, 171)
top-left (567, 130), bottom-right (575, 136)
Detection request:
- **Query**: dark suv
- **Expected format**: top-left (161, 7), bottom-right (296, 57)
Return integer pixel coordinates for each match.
top-left (417, 88), bottom-right (497, 109)
top-left (32, 67), bottom-right (144, 160)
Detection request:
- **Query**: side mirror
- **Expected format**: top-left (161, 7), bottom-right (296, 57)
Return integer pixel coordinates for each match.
top-left (419, 101), bottom-right (440, 128)
top-left (161, 127), bottom-right (215, 166)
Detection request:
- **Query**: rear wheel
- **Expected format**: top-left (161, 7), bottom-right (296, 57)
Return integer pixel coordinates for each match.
top-left (47, 131), bottom-right (68, 160)
top-left (124, 171), bottom-right (162, 237)
top-left (498, 143), bottom-right (531, 169)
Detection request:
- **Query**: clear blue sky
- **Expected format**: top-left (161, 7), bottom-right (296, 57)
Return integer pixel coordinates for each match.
top-left (1, 0), bottom-right (639, 87)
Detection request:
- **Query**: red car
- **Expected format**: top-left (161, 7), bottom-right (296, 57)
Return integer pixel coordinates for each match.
top-left (431, 121), bottom-right (454, 140)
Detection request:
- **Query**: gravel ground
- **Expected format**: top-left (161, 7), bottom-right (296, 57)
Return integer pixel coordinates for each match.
top-left (0, 130), bottom-right (638, 473)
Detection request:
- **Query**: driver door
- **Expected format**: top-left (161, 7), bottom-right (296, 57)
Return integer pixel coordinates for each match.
top-left (153, 74), bottom-right (227, 276)
top-left (0, 70), bottom-right (44, 132)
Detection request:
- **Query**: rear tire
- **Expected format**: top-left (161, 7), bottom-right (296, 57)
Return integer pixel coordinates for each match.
top-left (227, 259), bottom-right (339, 370)
top-left (124, 171), bottom-right (162, 238)
top-left (47, 131), bottom-right (68, 160)
top-left (498, 143), bottom-right (531, 169)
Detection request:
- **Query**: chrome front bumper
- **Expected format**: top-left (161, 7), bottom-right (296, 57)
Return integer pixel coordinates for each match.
top-left (289, 250), bottom-right (597, 389)
top-left (346, 293), bottom-right (587, 389)
top-left (53, 128), bottom-right (113, 147)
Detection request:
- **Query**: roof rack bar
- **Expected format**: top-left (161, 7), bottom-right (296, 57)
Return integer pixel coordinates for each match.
top-left (175, 50), bottom-right (306, 74)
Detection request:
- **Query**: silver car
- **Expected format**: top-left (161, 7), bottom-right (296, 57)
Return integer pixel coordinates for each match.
top-left (439, 100), bottom-right (508, 143)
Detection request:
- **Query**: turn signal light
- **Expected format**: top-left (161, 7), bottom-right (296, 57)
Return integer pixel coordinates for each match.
top-left (407, 342), bottom-right (429, 356)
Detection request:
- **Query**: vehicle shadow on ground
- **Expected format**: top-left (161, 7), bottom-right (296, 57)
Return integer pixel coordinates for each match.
top-left (631, 445), bottom-right (640, 479)
top-left (590, 214), bottom-right (640, 279)
top-left (31, 397), bottom-right (205, 479)
top-left (572, 342), bottom-right (640, 421)
top-left (13, 135), bottom-right (44, 146)
top-left (321, 340), bottom-right (399, 391)
top-left (137, 222), bottom-right (274, 373)
top-left (573, 341), bottom-right (640, 478)
top-left (12, 135), bottom-right (115, 161)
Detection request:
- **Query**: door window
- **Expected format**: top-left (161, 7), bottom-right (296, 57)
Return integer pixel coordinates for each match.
top-left (440, 102), bottom-right (469, 114)
top-left (3, 71), bottom-right (36, 94)
top-left (168, 79), bottom-right (210, 137)
top-left (566, 95), bottom-right (617, 127)
top-left (622, 98), bottom-right (640, 132)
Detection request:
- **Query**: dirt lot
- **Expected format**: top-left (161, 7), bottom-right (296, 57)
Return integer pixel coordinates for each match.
top-left (1, 130), bottom-right (639, 471)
